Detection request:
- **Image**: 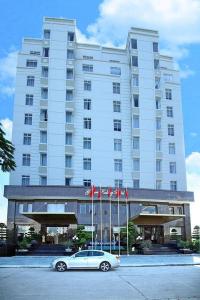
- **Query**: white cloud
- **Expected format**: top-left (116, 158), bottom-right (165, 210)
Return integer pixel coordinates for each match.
top-left (190, 132), bottom-right (198, 138)
top-left (186, 152), bottom-right (200, 229)
top-left (1, 118), bottom-right (13, 141)
top-left (0, 50), bottom-right (18, 97)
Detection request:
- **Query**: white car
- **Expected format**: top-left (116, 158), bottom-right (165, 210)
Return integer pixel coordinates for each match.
top-left (52, 250), bottom-right (120, 272)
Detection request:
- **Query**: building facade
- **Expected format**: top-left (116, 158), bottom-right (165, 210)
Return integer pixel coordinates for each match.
top-left (5, 17), bottom-right (193, 244)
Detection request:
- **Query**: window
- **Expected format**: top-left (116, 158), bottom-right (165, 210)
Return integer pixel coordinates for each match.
top-left (154, 59), bottom-right (159, 70)
top-left (133, 179), bottom-right (140, 189)
top-left (177, 206), bottom-right (183, 215)
top-left (84, 99), bottom-right (91, 110)
top-left (170, 162), bottom-right (176, 174)
top-left (47, 204), bottom-right (64, 213)
top-left (156, 180), bottom-right (162, 190)
top-left (169, 143), bottom-right (175, 154)
top-left (169, 207), bottom-right (175, 214)
top-left (113, 119), bottom-right (121, 131)
top-left (44, 29), bottom-right (50, 39)
top-left (68, 32), bottom-right (75, 41)
top-left (40, 153), bottom-right (47, 166)
top-left (84, 80), bottom-right (91, 91)
top-left (22, 154), bottom-right (30, 166)
top-left (114, 159), bottom-right (122, 172)
top-left (27, 76), bottom-right (34, 86)
top-left (156, 118), bottom-right (161, 130)
top-left (66, 132), bottom-right (72, 145)
top-left (167, 106), bottom-right (173, 117)
top-left (28, 203), bottom-right (32, 212)
top-left (155, 77), bottom-right (160, 89)
top-left (83, 158), bottom-right (91, 170)
top-left (156, 138), bottom-right (162, 151)
top-left (82, 64), bottom-right (93, 72)
top-left (65, 155), bottom-right (72, 168)
top-left (153, 42), bottom-right (158, 52)
top-left (142, 206), bottom-right (157, 214)
top-left (79, 204), bottom-right (87, 214)
top-left (164, 74), bottom-right (173, 82)
top-left (30, 51), bottom-right (40, 56)
top-left (132, 56), bottom-right (138, 67)
top-left (25, 94), bottom-right (33, 106)
top-left (133, 74), bottom-right (139, 87)
top-left (83, 179), bottom-right (91, 187)
top-left (156, 159), bottom-right (162, 172)
top-left (66, 111), bottom-right (73, 123)
top-left (24, 114), bottom-right (32, 125)
top-left (113, 82), bottom-right (120, 94)
top-left (133, 115), bottom-right (139, 128)
top-left (110, 67), bottom-right (121, 75)
top-left (133, 136), bottom-right (140, 150)
top-left (133, 94), bottom-right (139, 107)
top-left (43, 48), bottom-right (49, 58)
top-left (65, 178), bottom-right (72, 186)
top-left (114, 139), bottom-right (122, 151)
top-left (67, 49), bottom-right (74, 59)
top-left (40, 109), bottom-right (48, 121)
top-left (115, 179), bottom-right (123, 188)
top-left (40, 176), bottom-right (47, 185)
top-left (83, 137), bottom-right (91, 149)
top-left (156, 97), bottom-right (161, 109)
top-left (84, 118), bottom-right (91, 129)
top-left (165, 88), bottom-right (172, 100)
top-left (133, 158), bottom-right (140, 171)
top-left (168, 124), bottom-right (174, 136)
top-left (66, 68), bottom-right (74, 79)
top-left (26, 60), bottom-right (37, 67)
top-left (170, 181), bottom-right (177, 191)
top-left (23, 133), bottom-right (31, 145)
top-left (19, 204), bottom-right (24, 213)
top-left (83, 55), bottom-right (93, 60)
top-left (40, 131), bottom-right (47, 144)
top-left (131, 38), bottom-right (137, 49)
top-left (41, 66), bottom-right (48, 78)
top-left (113, 101), bottom-right (121, 112)
top-left (41, 88), bottom-right (48, 100)
top-left (66, 90), bottom-right (73, 101)
top-left (22, 175), bottom-right (30, 186)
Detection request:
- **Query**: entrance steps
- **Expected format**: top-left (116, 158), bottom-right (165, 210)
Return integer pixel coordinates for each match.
top-left (149, 243), bottom-right (178, 255)
top-left (28, 244), bottom-right (67, 256)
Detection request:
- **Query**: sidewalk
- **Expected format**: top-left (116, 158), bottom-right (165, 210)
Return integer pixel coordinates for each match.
top-left (0, 254), bottom-right (200, 268)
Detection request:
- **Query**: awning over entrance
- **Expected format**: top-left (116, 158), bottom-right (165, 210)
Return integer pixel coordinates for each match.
top-left (22, 212), bottom-right (77, 225)
top-left (130, 213), bottom-right (185, 225)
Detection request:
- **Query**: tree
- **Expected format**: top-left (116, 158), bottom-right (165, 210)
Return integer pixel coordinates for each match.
top-left (72, 225), bottom-right (92, 250)
top-left (0, 123), bottom-right (16, 172)
top-left (121, 221), bottom-right (139, 251)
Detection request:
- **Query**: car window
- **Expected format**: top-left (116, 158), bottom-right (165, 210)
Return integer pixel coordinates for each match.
top-left (75, 251), bottom-right (88, 258)
top-left (88, 251), bottom-right (104, 257)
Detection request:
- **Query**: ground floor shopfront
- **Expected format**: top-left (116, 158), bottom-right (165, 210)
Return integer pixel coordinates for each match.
top-left (4, 185), bottom-right (194, 245)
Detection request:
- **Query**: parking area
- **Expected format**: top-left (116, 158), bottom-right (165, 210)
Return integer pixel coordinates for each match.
top-left (0, 265), bottom-right (200, 300)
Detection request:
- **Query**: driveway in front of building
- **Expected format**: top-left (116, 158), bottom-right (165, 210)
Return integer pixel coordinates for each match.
top-left (0, 265), bottom-right (200, 300)
top-left (0, 254), bottom-right (200, 268)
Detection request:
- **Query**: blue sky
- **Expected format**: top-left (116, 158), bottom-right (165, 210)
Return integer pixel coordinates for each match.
top-left (0, 0), bottom-right (200, 226)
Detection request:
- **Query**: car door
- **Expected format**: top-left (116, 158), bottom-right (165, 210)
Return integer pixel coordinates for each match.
top-left (69, 251), bottom-right (89, 268)
top-left (87, 251), bottom-right (105, 268)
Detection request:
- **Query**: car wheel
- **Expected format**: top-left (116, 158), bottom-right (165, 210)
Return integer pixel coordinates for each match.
top-left (55, 261), bottom-right (67, 272)
top-left (99, 261), bottom-right (111, 272)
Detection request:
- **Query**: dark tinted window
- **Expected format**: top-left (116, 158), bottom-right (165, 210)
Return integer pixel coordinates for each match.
top-left (88, 251), bottom-right (104, 257)
top-left (75, 251), bottom-right (88, 257)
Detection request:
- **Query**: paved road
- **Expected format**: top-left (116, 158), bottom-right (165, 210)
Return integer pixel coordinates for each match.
top-left (0, 265), bottom-right (200, 300)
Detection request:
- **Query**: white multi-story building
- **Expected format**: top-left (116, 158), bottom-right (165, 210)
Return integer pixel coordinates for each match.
top-left (5, 17), bottom-right (193, 246)
top-left (10, 17), bottom-right (186, 191)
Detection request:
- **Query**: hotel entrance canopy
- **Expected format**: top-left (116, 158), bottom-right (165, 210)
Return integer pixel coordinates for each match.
top-left (22, 212), bottom-right (77, 225)
top-left (130, 213), bottom-right (185, 225)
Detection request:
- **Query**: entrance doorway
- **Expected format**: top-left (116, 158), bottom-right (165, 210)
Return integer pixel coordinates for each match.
top-left (139, 226), bottom-right (164, 244)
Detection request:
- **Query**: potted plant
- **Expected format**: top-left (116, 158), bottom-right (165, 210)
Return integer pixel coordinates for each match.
top-left (140, 240), bottom-right (153, 254)
top-left (177, 240), bottom-right (193, 254)
top-left (65, 240), bottom-right (73, 253)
